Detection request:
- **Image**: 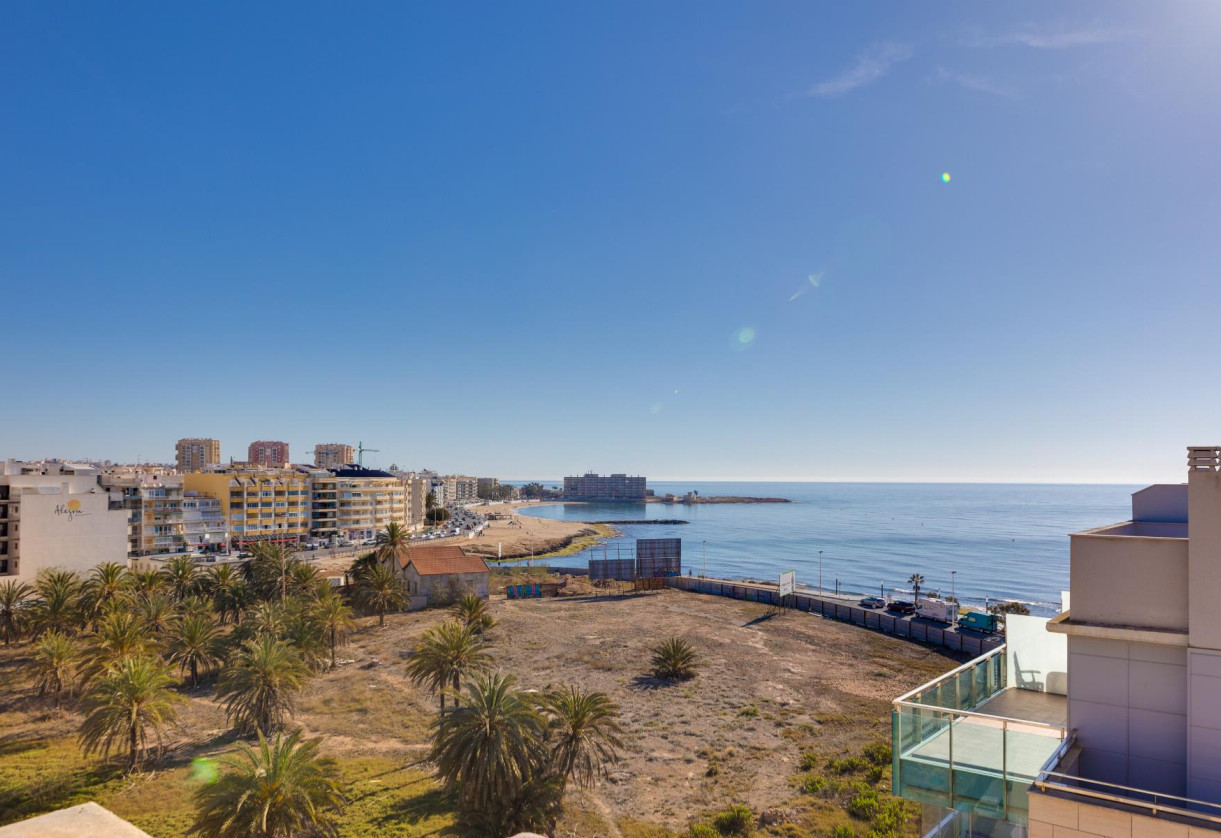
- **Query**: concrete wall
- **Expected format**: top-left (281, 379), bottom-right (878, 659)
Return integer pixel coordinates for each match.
top-left (1070, 533), bottom-right (1188, 631)
top-left (1008, 614), bottom-right (1068, 695)
top-left (1028, 789), bottom-right (1221, 838)
top-left (1132, 484), bottom-right (1189, 523)
top-left (405, 567), bottom-right (489, 603)
top-left (1067, 636), bottom-right (1188, 795)
top-left (14, 491), bottom-right (129, 586)
top-left (1188, 649), bottom-right (1221, 804)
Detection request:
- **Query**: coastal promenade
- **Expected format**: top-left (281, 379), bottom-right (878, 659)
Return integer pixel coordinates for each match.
top-left (666, 575), bottom-right (1002, 657)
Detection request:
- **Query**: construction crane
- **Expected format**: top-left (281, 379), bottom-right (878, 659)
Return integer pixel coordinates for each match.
top-left (356, 441), bottom-right (379, 467)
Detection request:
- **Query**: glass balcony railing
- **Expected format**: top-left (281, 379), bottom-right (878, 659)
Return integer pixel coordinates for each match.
top-left (892, 646), bottom-right (1067, 827)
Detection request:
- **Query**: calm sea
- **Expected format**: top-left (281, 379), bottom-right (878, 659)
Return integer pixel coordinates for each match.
top-left (510, 482), bottom-right (1139, 616)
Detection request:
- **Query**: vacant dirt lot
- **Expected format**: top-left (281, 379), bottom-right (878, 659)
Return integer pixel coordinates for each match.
top-left (0, 584), bottom-right (960, 836)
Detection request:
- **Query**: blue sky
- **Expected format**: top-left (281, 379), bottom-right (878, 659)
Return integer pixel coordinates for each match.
top-left (3, 2), bottom-right (1219, 483)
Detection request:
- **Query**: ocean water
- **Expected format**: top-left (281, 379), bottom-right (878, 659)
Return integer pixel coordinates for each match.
top-left (511, 482), bottom-right (1140, 616)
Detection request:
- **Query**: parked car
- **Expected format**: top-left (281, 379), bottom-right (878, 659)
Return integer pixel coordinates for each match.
top-left (859, 596), bottom-right (886, 609)
top-left (887, 600), bottom-right (917, 615)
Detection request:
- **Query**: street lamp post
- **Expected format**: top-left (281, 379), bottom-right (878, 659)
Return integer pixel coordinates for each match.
top-left (819, 550), bottom-right (823, 595)
top-left (951, 571), bottom-right (957, 625)
top-left (702, 540), bottom-right (706, 578)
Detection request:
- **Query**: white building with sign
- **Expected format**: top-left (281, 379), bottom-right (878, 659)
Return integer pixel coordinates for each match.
top-left (0, 460), bottom-right (130, 586)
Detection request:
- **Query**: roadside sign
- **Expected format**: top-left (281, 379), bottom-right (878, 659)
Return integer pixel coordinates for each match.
top-left (779, 570), bottom-right (796, 598)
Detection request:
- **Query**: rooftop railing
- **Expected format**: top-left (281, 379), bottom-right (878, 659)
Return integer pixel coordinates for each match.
top-left (893, 646), bottom-right (1067, 826)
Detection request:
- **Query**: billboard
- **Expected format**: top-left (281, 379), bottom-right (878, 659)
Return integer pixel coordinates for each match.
top-left (636, 538), bottom-right (682, 578)
top-left (590, 558), bottom-right (636, 581)
top-left (779, 570), bottom-right (796, 598)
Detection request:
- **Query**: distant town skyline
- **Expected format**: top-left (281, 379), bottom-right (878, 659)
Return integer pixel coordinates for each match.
top-left (3, 2), bottom-right (1218, 486)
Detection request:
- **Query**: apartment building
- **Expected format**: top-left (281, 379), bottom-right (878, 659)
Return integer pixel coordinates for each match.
top-left (184, 467), bottom-right (309, 547)
top-left (100, 469), bottom-right (186, 556)
top-left (0, 460), bottom-right (129, 586)
top-left (563, 472), bottom-right (647, 501)
top-left (313, 443), bottom-right (354, 470)
top-left (247, 440), bottom-right (290, 468)
top-left (175, 438), bottom-right (220, 472)
top-left (181, 491), bottom-right (227, 553)
top-left (444, 475), bottom-right (478, 506)
top-left (892, 446), bottom-right (1221, 837)
top-left (308, 466), bottom-right (407, 542)
top-left (404, 474), bottom-right (427, 531)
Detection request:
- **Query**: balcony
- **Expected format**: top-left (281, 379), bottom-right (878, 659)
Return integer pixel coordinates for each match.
top-left (1031, 743), bottom-right (1221, 835)
top-left (893, 646), bottom-right (1067, 828)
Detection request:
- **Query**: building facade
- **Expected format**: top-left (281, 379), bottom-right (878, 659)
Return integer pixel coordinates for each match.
top-left (175, 438), bottom-right (220, 472)
top-left (444, 475), bottom-right (478, 506)
top-left (563, 472), bottom-right (647, 501)
top-left (313, 443), bottom-right (354, 470)
top-left (100, 469), bottom-right (186, 556)
top-left (0, 460), bottom-right (130, 586)
top-left (891, 446), bottom-right (1221, 837)
top-left (184, 468), bottom-right (309, 547)
top-left (308, 466), bottom-right (407, 542)
top-left (247, 440), bottom-right (290, 468)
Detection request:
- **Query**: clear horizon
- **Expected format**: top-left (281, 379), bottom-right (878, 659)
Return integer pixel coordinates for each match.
top-left (3, 2), bottom-right (1219, 486)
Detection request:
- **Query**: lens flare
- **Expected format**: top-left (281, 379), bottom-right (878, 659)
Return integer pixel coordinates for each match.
top-left (941, 172), bottom-right (951, 184)
top-left (190, 757), bottom-right (219, 785)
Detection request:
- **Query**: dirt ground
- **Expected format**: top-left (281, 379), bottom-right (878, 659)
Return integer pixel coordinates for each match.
top-left (0, 584), bottom-right (961, 836)
top-left (319, 584), bottom-right (959, 831)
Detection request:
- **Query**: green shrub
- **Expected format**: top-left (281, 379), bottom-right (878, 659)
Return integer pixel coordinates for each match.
top-left (801, 775), bottom-right (827, 795)
top-left (651, 637), bottom-right (700, 680)
top-left (867, 764), bottom-right (885, 784)
top-left (848, 787), bottom-right (880, 820)
top-left (798, 752), bottom-right (819, 771)
top-left (689, 826), bottom-right (720, 838)
top-left (862, 741), bottom-right (892, 766)
top-left (712, 804), bottom-right (754, 836)
top-left (833, 826), bottom-right (856, 838)
top-left (737, 704), bottom-right (759, 718)
top-left (827, 756), bottom-right (868, 774)
top-left (706, 760), bottom-right (720, 777)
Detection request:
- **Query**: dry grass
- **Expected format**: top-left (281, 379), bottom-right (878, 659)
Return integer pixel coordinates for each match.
top-left (0, 586), bottom-right (958, 836)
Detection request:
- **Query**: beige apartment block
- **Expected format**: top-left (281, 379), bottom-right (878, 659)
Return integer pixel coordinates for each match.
top-left (0, 460), bottom-right (129, 586)
top-left (175, 438), bottom-right (220, 472)
top-left (100, 469), bottom-right (185, 556)
top-left (444, 475), bottom-right (478, 505)
top-left (313, 443), bottom-right (354, 469)
top-left (308, 466), bottom-right (407, 542)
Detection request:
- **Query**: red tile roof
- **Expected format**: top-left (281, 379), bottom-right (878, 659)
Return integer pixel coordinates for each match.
top-left (404, 545), bottom-right (490, 576)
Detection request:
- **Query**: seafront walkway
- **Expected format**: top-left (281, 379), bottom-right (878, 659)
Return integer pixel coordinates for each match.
top-left (665, 575), bottom-right (1002, 658)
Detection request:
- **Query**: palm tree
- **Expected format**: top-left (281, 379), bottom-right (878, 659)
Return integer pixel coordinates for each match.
top-left (545, 686), bottom-right (624, 790)
top-left (405, 621), bottom-right (491, 712)
top-left (286, 561), bottom-right (322, 599)
top-left (33, 569), bottom-right (84, 636)
top-left (190, 729), bottom-right (345, 838)
top-left (244, 600), bottom-right (286, 638)
top-left (137, 593), bottom-right (179, 636)
top-left (650, 638), bottom-right (699, 680)
top-left (162, 555), bottom-right (200, 602)
top-left (0, 580), bottom-right (33, 645)
top-left (31, 630), bottom-right (79, 709)
top-left (313, 591), bottom-right (356, 670)
top-left (352, 563), bottom-right (406, 626)
top-left (451, 594), bottom-right (495, 635)
top-left (429, 672), bottom-right (547, 812)
top-left (246, 542), bottom-right (296, 602)
top-left (83, 562), bottom-right (130, 628)
top-left (217, 634), bottom-right (310, 733)
top-left (908, 573), bottom-right (925, 603)
top-left (79, 655), bottom-right (184, 772)
top-left (168, 613), bottom-right (223, 688)
top-left (130, 569), bottom-right (168, 600)
top-left (207, 564), bottom-right (241, 624)
top-left (85, 610), bottom-right (156, 684)
top-left (281, 605), bottom-right (328, 672)
top-left (375, 522), bottom-right (412, 577)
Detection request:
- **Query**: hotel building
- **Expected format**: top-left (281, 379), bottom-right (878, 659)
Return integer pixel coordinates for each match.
top-left (0, 460), bottom-right (129, 586)
top-left (184, 467), bottom-right (309, 547)
top-left (175, 438), bottom-right (220, 472)
top-left (313, 443), bottom-right (354, 470)
top-left (563, 472), bottom-right (647, 502)
top-left (891, 446), bottom-right (1221, 837)
top-left (308, 466), bottom-right (408, 542)
top-left (444, 475), bottom-right (478, 506)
